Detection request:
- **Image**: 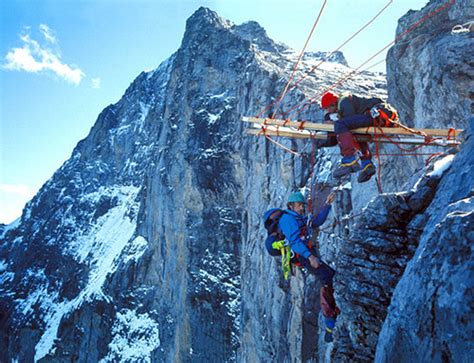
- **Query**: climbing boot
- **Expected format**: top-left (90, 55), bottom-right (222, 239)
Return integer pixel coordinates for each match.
top-left (324, 328), bottom-right (334, 343)
top-left (333, 155), bottom-right (360, 178)
top-left (357, 160), bottom-right (376, 183)
top-left (323, 316), bottom-right (336, 343)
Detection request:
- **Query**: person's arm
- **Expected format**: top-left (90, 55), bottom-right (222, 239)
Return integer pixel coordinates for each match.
top-left (338, 97), bottom-right (356, 118)
top-left (279, 215), bottom-right (312, 259)
top-left (311, 204), bottom-right (332, 227)
top-left (315, 115), bottom-right (338, 148)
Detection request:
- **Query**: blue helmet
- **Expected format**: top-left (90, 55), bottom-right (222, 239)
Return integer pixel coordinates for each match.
top-left (288, 191), bottom-right (306, 203)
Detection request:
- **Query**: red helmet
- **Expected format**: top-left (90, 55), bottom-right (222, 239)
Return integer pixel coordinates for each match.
top-left (321, 91), bottom-right (339, 109)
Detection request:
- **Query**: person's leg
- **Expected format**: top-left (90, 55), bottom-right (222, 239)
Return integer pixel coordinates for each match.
top-left (333, 114), bottom-right (374, 178)
top-left (299, 256), bottom-right (340, 341)
top-left (335, 115), bottom-right (376, 182)
top-left (299, 258), bottom-right (339, 316)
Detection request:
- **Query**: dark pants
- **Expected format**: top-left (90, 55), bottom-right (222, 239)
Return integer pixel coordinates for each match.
top-left (334, 114), bottom-right (373, 160)
top-left (298, 256), bottom-right (339, 319)
top-left (299, 258), bottom-right (335, 286)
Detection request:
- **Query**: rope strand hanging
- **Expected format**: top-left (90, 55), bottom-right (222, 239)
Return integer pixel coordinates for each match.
top-left (257, 0), bottom-right (394, 119)
top-left (270, 0), bottom-right (328, 119)
top-left (281, 0), bottom-right (456, 118)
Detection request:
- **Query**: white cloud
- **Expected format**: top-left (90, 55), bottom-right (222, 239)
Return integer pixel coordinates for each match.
top-left (91, 77), bottom-right (102, 89)
top-left (39, 24), bottom-right (57, 44)
top-left (3, 25), bottom-right (85, 85)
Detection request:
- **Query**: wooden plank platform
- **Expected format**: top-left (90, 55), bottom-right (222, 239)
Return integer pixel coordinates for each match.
top-left (242, 116), bottom-right (463, 138)
top-left (246, 128), bottom-right (461, 147)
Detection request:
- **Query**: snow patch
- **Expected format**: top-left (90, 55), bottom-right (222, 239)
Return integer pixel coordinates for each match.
top-left (316, 157), bottom-right (333, 183)
top-left (34, 186), bottom-right (140, 361)
top-left (100, 309), bottom-right (160, 363)
top-left (210, 92), bottom-right (226, 99)
top-left (427, 154), bottom-right (455, 177)
top-left (0, 259), bottom-right (7, 272)
top-left (0, 265), bottom-right (14, 286)
top-left (123, 236), bottom-right (149, 263)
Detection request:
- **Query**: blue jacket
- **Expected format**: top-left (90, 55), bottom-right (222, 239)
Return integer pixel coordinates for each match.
top-left (278, 205), bottom-right (331, 259)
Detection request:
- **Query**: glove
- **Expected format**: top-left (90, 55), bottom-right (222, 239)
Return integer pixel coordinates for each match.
top-left (329, 113), bottom-right (339, 121)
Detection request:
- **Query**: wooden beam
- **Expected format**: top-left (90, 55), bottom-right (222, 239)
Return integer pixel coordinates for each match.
top-left (245, 128), bottom-right (460, 147)
top-left (242, 116), bottom-right (463, 138)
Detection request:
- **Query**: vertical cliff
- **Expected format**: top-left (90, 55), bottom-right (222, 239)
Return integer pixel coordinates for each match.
top-left (0, 1), bottom-right (472, 362)
top-left (376, 0), bottom-right (474, 360)
top-left (0, 6), bottom-right (386, 362)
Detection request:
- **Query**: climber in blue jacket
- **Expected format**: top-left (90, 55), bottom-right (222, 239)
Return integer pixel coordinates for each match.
top-left (278, 191), bottom-right (340, 342)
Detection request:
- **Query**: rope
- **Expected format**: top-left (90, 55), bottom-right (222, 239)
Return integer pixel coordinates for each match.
top-left (366, 114), bottom-right (455, 192)
top-left (308, 137), bottom-right (317, 213)
top-left (259, 126), bottom-right (303, 157)
top-left (270, 0), bottom-right (328, 119)
top-left (373, 119), bottom-right (384, 193)
top-left (287, 0), bottom-right (394, 94)
top-left (281, 0), bottom-right (456, 118)
top-left (258, 0), bottom-right (393, 119)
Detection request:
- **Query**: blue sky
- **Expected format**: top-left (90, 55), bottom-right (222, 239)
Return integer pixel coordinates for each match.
top-left (0, 0), bottom-right (428, 224)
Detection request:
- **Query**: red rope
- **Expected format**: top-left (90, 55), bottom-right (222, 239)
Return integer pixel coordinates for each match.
top-left (373, 120), bottom-right (384, 193)
top-left (425, 152), bottom-right (444, 165)
top-left (271, 0), bottom-right (328, 119)
top-left (257, 0), bottom-right (394, 119)
top-left (280, 0), bottom-right (456, 118)
top-left (447, 127), bottom-right (456, 140)
top-left (260, 126), bottom-right (302, 157)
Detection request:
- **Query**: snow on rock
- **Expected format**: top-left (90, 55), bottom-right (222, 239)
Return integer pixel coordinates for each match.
top-left (34, 186), bottom-right (140, 361)
top-left (122, 236), bottom-right (149, 264)
top-left (427, 154), bottom-right (455, 177)
top-left (100, 309), bottom-right (160, 363)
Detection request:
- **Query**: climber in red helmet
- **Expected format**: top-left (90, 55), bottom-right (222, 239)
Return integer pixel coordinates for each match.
top-left (321, 91), bottom-right (398, 183)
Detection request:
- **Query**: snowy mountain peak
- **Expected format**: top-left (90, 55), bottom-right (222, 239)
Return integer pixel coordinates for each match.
top-left (232, 21), bottom-right (285, 53)
top-left (303, 50), bottom-right (348, 66)
top-left (185, 7), bottom-right (231, 33)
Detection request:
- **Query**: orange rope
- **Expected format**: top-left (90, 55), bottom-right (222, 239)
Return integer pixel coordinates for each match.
top-left (258, 0), bottom-right (393, 119)
top-left (270, 0), bottom-right (328, 119)
top-left (281, 0), bottom-right (456, 118)
top-left (260, 126), bottom-right (302, 156)
top-left (289, 0), bottom-right (394, 92)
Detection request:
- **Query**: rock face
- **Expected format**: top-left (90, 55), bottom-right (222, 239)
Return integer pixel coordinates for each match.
top-left (0, 6), bottom-right (386, 363)
top-left (374, 123), bottom-right (474, 362)
top-left (374, 0), bottom-right (474, 360)
top-left (0, 2), bottom-right (472, 362)
top-left (324, 0), bottom-right (474, 361)
top-left (387, 0), bottom-right (473, 129)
